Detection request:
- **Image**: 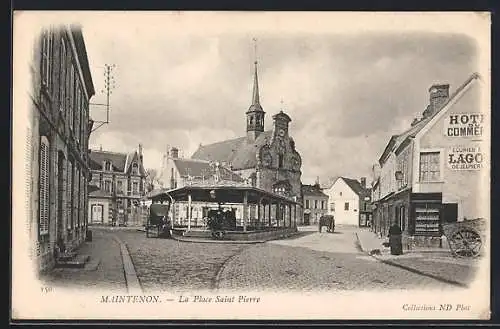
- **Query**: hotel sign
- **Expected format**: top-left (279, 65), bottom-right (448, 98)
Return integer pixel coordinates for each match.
top-left (447, 146), bottom-right (485, 170)
top-left (444, 113), bottom-right (485, 138)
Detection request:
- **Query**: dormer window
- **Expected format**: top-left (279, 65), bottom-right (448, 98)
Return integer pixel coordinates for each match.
top-left (132, 163), bottom-right (139, 175)
top-left (104, 161), bottom-right (113, 172)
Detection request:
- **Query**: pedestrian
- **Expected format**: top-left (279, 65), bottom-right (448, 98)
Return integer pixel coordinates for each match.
top-left (388, 223), bottom-right (403, 255)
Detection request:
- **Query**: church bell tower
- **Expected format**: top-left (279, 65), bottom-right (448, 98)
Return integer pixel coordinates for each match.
top-left (246, 60), bottom-right (265, 141)
top-left (246, 39), bottom-right (265, 141)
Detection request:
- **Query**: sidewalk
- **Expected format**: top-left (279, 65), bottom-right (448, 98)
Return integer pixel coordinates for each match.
top-left (40, 229), bottom-right (128, 293)
top-left (355, 228), bottom-right (480, 287)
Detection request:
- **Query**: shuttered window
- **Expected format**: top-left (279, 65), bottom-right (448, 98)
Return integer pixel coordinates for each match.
top-left (41, 29), bottom-right (53, 90)
top-left (59, 38), bottom-right (66, 110)
top-left (39, 136), bottom-right (50, 236)
top-left (67, 160), bottom-right (73, 230)
top-left (25, 128), bottom-right (33, 235)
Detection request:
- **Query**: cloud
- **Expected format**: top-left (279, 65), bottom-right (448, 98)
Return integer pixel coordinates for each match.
top-left (83, 28), bottom-right (478, 186)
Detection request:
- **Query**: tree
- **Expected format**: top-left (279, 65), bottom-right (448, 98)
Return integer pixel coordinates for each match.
top-left (145, 168), bottom-right (160, 193)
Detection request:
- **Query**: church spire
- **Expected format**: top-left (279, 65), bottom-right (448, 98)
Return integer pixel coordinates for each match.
top-left (252, 60), bottom-right (260, 106)
top-left (249, 38), bottom-right (263, 112)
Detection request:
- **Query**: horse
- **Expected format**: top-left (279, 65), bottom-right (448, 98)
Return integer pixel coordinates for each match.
top-left (318, 215), bottom-right (335, 233)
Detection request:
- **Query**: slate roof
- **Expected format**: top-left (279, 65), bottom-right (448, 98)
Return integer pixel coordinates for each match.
top-left (89, 149), bottom-right (146, 175)
top-left (340, 177), bottom-right (372, 198)
top-left (191, 131), bottom-right (273, 170)
top-left (379, 72), bottom-right (481, 164)
top-left (173, 158), bottom-right (244, 182)
top-left (301, 184), bottom-right (328, 198)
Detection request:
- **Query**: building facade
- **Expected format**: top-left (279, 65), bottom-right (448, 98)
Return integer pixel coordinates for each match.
top-left (301, 182), bottom-right (329, 225)
top-left (325, 177), bottom-right (372, 226)
top-left (26, 25), bottom-right (95, 272)
top-left (88, 146), bottom-right (147, 226)
top-left (371, 73), bottom-right (488, 247)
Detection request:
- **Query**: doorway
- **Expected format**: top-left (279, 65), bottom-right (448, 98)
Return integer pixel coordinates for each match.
top-left (442, 203), bottom-right (458, 223)
top-left (399, 206), bottom-right (406, 232)
top-left (304, 213), bottom-right (310, 225)
top-left (91, 204), bottom-right (104, 223)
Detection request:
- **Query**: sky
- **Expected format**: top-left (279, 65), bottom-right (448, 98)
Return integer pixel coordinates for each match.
top-left (75, 13), bottom-right (479, 186)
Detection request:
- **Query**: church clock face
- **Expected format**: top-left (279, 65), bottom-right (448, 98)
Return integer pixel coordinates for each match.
top-left (278, 128), bottom-right (285, 137)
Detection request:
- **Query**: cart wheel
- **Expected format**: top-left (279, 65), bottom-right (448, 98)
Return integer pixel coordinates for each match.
top-left (448, 228), bottom-right (482, 257)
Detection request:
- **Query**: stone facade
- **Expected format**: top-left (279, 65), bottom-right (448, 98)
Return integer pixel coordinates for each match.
top-left (302, 183), bottom-right (329, 225)
top-left (88, 146), bottom-right (147, 226)
top-left (371, 73), bottom-right (487, 248)
top-left (26, 25), bottom-right (95, 272)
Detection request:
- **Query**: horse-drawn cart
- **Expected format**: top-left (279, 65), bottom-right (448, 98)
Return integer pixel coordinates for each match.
top-left (146, 203), bottom-right (172, 238)
top-left (318, 215), bottom-right (335, 233)
top-left (442, 218), bottom-right (487, 258)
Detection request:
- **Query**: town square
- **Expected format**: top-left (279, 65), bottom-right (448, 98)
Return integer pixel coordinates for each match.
top-left (13, 12), bottom-right (490, 319)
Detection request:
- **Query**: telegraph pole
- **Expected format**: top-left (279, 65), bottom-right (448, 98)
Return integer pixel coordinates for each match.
top-left (90, 64), bottom-right (116, 133)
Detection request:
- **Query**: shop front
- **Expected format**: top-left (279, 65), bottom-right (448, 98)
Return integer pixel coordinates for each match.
top-left (373, 190), bottom-right (444, 248)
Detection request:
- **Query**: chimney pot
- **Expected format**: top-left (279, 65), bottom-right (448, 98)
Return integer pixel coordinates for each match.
top-left (428, 83), bottom-right (450, 115)
top-left (170, 147), bottom-right (179, 159)
top-left (360, 177), bottom-right (366, 188)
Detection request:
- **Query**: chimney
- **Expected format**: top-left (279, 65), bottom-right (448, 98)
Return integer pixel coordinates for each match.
top-left (411, 117), bottom-right (420, 126)
top-left (360, 177), bottom-right (366, 188)
top-left (138, 144), bottom-right (143, 163)
top-left (426, 84), bottom-right (450, 118)
top-left (170, 147), bottom-right (179, 159)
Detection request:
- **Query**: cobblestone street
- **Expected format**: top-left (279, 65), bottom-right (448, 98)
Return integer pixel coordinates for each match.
top-left (216, 229), bottom-right (462, 292)
top-left (113, 230), bottom-right (248, 294)
top-left (113, 227), bottom-right (464, 293)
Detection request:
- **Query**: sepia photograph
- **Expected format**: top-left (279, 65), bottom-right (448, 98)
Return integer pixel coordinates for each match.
top-left (12, 11), bottom-right (491, 320)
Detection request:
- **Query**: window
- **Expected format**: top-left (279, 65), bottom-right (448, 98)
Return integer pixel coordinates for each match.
top-left (305, 200), bottom-right (310, 209)
top-left (419, 151), bottom-right (440, 182)
top-left (321, 200), bottom-right (325, 209)
top-left (41, 29), bottom-right (53, 90)
top-left (104, 180), bottom-right (111, 193)
top-left (344, 202), bottom-right (350, 211)
top-left (314, 200), bottom-right (318, 209)
top-left (132, 163), bottom-right (139, 175)
top-left (117, 180), bottom-right (123, 194)
top-left (133, 182), bottom-right (139, 195)
top-left (104, 161), bottom-right (112, 171)
top-left (339, 191), bottom-right (342, 196)
top-left (330, 202), bottom-right (335, 212)
top-left (59, 38), bottom-right (66, 109)
top-left (74, 82), bottom-right (81, 141)
top-left (67, 159), bottom-right (74, 230)
top-left (68, 64), bottom-right (74, 129)
top-left (278, 155), bottom-right (284, 168)
top-left (39, 136), bottom-right (50, 236)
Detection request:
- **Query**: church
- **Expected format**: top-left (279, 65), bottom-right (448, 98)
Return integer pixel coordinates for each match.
top-left (190, 59), bottom-right (303, 201)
